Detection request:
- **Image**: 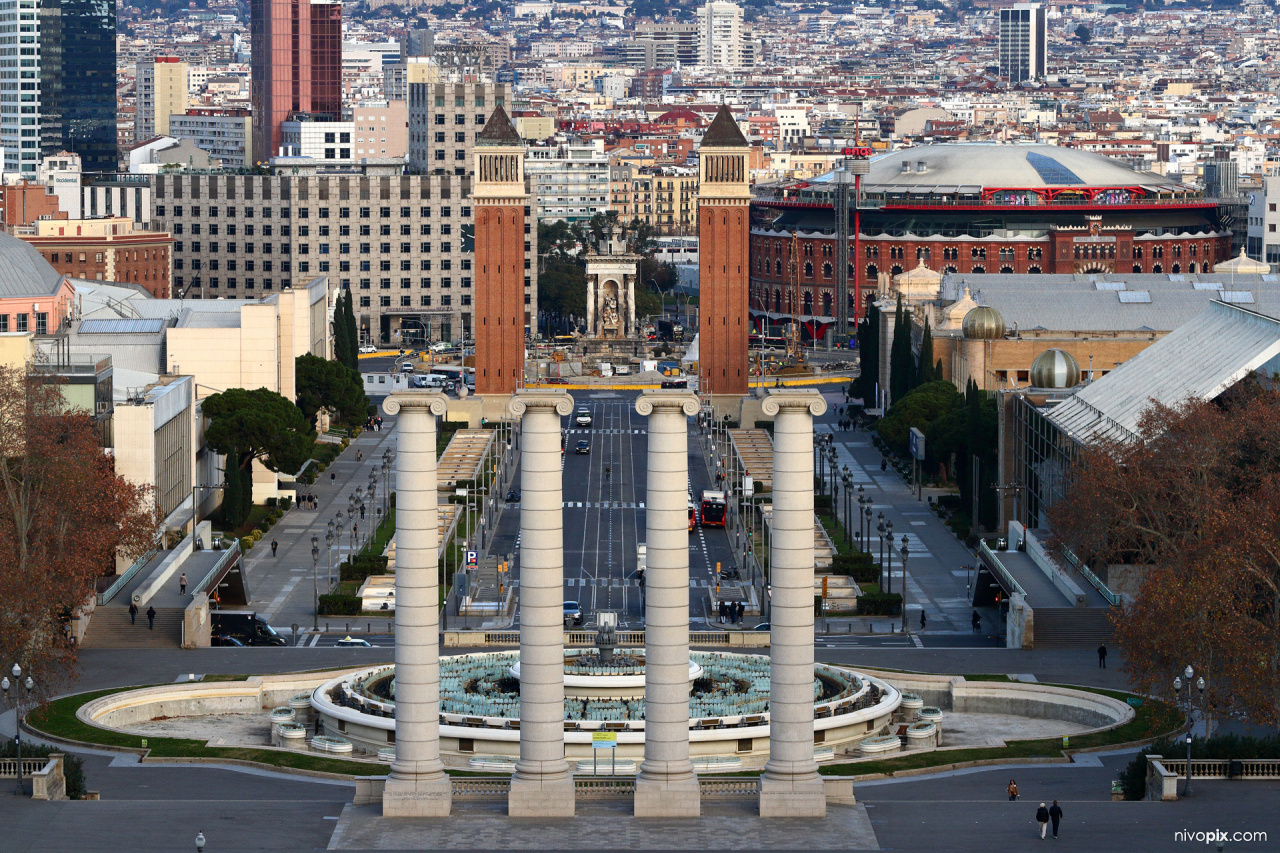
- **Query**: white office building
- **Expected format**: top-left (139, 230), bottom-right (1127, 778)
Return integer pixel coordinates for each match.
top-left (999, 3), bottom-right (1047, 83)
top-left (524, 144), bottom-right (610, 224)
top-left (696, 1), bottom-right (745, 69)
top-left (0, 0), bottom-right (41, 176)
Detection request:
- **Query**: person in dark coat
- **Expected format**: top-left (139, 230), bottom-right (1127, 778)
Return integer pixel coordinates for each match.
top-left (146, 606), bottom-right (157, 630)
top-left (736, 602), bottom-right (745, 624)
top-left (128, 602), bottom-right (138, 625)
top-left (1097, 644), bottom-right (1108, 668)
top-left (1036, 803), bottom-right (1050, 839)
top-left (972, 611), bottom-right (981, 633)
top-left (1048, 800), bottom-right (1063, 838)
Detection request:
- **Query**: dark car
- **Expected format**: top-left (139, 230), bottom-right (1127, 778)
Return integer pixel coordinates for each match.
top-left (211, 634), bottom-right (245, 647)
top-left (505, 488), bottom-right (520, 503)
top-left (660, 378), bottom-right (688, 389)
top-left (751, 622), bottom-right (770, 632)
top-left (575, 439), bottom-right (590, 454)
top-left (563, 601), bottom-right (584, 627)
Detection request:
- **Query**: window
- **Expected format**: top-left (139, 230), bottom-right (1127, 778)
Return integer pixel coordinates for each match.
top-left (380, 296), bottom-right (391, 307)
top-left (15, 313), bottom-right (27, 332)
top-left (360, 296), bottom-right (371, 307)
top-left (0, 315), bottom-right (7, 333)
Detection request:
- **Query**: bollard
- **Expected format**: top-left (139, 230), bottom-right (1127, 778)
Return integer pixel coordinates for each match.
top-left (368, 622), bottom-right (371, 634)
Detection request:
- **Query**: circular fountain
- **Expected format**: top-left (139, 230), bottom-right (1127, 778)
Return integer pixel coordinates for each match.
top-left (311, 647), bottom-right (902, 768)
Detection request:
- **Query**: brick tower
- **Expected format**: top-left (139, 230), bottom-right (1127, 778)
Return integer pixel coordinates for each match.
top-left (472, 105), bottom-right (527, 396)
top-left (697, 105), bottom-right (752, 397)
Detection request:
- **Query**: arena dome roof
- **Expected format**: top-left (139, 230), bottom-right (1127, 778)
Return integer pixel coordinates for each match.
top-left (814, 144), bottom-right (1185, 191)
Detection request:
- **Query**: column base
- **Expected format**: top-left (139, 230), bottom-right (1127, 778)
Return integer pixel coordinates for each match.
top-left (634, 773), bottom-right (701, 817)
top-left (508, 773), bottom-right (576, 817)
top-left (381, 774), bottom-right (453, 817)
top-left (758, 774), bottom-right (827, 818)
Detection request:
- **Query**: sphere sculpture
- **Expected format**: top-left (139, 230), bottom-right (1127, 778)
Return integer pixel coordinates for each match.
top-left (1030, 348), bottom-right (1081, 389)
top-left (962, 305), bottom-right (1006, 340)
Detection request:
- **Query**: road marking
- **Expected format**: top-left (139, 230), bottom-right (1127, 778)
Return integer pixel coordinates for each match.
top-left (259, 576), bottom-right (302, 621)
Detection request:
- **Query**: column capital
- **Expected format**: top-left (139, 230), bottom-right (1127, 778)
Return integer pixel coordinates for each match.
top-left (636, 390), bottom-right (700, 417)
top-left (382, 391), bottom-right (448, 418)
top-left (761, 388), bottom-right (827, 418)
top-left (507, 389), bottom-right (574, 418)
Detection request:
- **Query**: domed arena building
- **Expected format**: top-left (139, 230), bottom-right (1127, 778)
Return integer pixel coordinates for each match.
top-left (748, 143), bottom-right (1233, 338)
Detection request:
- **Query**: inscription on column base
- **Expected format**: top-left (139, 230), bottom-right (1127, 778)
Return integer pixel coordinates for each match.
top-left (382, 775), bottom-right (453, 817)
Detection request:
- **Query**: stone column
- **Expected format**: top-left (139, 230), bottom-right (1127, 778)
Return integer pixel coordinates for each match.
top-left (586, 275), bottom-right (596, 337)
top-left (759, 388), bottom-right (828, 818)
top-left (634, 390), bottom-right (701, 817)
top-left (381, 392), bottom-right (452, 817)
top-left (506, 390), bottom-right (576, 817)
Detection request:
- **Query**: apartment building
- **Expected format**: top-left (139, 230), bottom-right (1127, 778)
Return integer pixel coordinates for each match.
top-left (608, 163), bottom-right (697, 234)
top-left (137, 57), bottom-right (189, 141)
top-left (407, 81), bottom-right (511, 175)
top-left (525, 143), bottom-right (610, 224)
top-left (168, 109), bottom-right (253, 167)
top-left (148, 165), bottom-right (537, 344)
top-left (20, 217), bottom-right (173, 297)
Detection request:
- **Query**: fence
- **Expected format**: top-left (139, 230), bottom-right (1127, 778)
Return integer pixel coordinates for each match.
top-left (700, 777), bottom-right (759, 797)
top-left (0, 758), bottom-right (49, 777)
top-left (442, 630), bottom-right (769, 648)
top-left (191, 540), bottom-right (242, 596)
top-left (98, 545), bottom-right (160, 605)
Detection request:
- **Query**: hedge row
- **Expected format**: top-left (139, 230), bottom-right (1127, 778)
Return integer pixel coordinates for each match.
top-left (340, 555), bottom-right (390, 582)
top-left (318, 593), bottom-right (362, 616)
top-left (857, 591), bottom-right (902, 616)
top-left (831, 553), bottom-right (881, 583)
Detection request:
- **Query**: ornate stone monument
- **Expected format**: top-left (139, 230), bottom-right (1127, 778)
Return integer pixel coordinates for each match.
top-left (584, 227), bottom-right (642, 344)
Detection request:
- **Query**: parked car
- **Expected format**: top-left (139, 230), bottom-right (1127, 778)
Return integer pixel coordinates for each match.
top-left (751, 622), bottom-right (770, 632)
top-left (563, 601), bottom-right (584, 627)
top-left (505, 489), bottom-right (520, 503)
top-left (336, 636), bottom-right (373, 647)
top-left (546, 377), bottom-right (570, 385)
top-left (575, 408), bottom-right (593, 426)
top-left (615, 364), bottom-right (631, 375)
top-left (575, 440), bottom-right (590, 454)
top-left (400, 362), bottom-right (415, 373)
top-left (358, 344), bottom-right (378, 354)
top-left (211, 634), bottom-right (245, 647)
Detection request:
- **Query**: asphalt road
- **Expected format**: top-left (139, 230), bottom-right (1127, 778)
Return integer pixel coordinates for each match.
top-left (505, 390), bottom-right (737, 631)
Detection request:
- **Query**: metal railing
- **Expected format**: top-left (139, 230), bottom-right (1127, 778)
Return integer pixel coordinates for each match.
top-left (1060, 546), bottom-right (1122, 606)
top-left (98, 544), bottom-right (160, 606)
top-left (191, 540), bottom-right (243, 597)
top-left (979, 541), bottom-right (1027, 597)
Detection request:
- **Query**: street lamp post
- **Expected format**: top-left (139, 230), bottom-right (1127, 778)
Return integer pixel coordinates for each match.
top-left (899, 536), bottom-right (910, 634)
top-left (1173, 666), bottom-right (1206, 797)
top-left (311, 537), bottom-right (320, 631)
top-left (336, 519), bottom-right (345, 578)
top-left (876, 513), bottom-right (886, 592)
top-left (1, 664), bottom-right (34, 795)
top-left (885, 519), bottom-right (894, 595)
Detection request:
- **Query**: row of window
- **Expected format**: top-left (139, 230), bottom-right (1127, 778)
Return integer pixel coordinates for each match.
top-left (158, 205), bottom-right (470, 220)
top-left (0, 312), bottom-right (46, 334)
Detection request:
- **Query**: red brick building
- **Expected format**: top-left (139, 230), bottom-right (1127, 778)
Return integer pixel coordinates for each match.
top-left (22, 218), bottom-right (174, 298)
top-left (0, 183), bottom-right (63, 228)
top-left (749, 143), bottom-right (1232, 340)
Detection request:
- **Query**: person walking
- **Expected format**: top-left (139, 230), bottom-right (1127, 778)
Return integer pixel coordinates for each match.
top-left (920, 610), bottom-right (927, 631)
top-left (271, 539), bottom-right (279, 557)
top-left (146, 606), bottom-right (156, 630)
top-left (1048, 800), bottom-right (1063, 839)
top-left (880, 458), bottom-right (888, 472)
top-left (356, 449), bottom-right (362, 462)
top-left (331, 471), bottom-right (337, 485)
top-left (972, 610), bottom-right (981, 633)
top-left (736, 601), bottom-right (745, 624)
top-left (1007, 779), bottom-right (1019, 801)
top-left (1097, 644), bottom-right (1108, 668)
top-left (179, 573), bottom-right (187, 595)
top-left (128, 602), bottom-right (138, 625)
top-left (1036, 803), bottom-right (1050, 839)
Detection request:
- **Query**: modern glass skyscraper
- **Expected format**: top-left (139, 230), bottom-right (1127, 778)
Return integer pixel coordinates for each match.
top-left (249, 0), bottom-right (343, 164)
top-left (0, 0), bottom-right (116, 176)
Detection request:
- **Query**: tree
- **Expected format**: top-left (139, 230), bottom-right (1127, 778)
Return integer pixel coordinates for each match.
top-left (296, 354), bottom-right (368, 425)
top-left (0, 367), bottom-right (156, 694)
top-left (203, 388), bottom-right (315, 508)
top-left (332, 291), bottom-right (352, 369)
top-left (916, 317), bottom-right (936, 384)
top-left (889, 295), bottom-right (915, 405)
top-left (1075, 23), bottom-right (1092, 44)
top-left (341, 290), bottom-right (359, 368)
top-left (1049, 385), bottom-right (1280, 728)
top-left (876, 380), bottom-right (962, 456)
top-left (220, 443), bottom-right (248, 529)
top-left (854, 300), bottom-right (880, 404)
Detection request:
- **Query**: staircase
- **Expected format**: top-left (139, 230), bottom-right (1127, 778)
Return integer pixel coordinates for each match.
top-left (81, 606), bottom-right (184, 649)
top-left (1032, 608), bottom-right (1115, 649)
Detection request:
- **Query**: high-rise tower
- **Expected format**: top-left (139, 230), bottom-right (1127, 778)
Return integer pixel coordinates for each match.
top-left (999, 3), bottom-right (1046, 83)
top-left (696, 105), bottom-right (751, 397)
top-left (249, 0), bottom-right (342, 163)
top-left (472, 105), bottom-right (527, 396)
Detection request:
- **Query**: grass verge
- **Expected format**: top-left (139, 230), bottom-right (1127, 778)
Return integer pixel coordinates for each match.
top-left (819, 684), bottom-right (1181, 778)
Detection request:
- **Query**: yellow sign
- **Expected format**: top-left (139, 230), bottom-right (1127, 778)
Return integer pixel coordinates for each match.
top-left (591, 731), bottom-right (617, 743)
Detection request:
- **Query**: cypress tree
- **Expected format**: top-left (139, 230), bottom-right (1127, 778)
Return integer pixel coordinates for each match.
top-left (221, 449), bottom-right (247, 529)
top-left (889, 294), bottom-right (912, 405)
top-left (332, 291), bottom-right (351, 367)
top-left (342, 289), bottom-right (360, 370)
top-left (916, 317), bottom-right (935, 384)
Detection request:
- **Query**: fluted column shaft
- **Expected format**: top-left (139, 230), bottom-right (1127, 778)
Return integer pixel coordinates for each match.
top-left (634, 391), bottom-right (701, 817)
top-left (507, 390), bottom-right (576, 817)
top-left (382, 392), bottom-right (451, 817)
top-left (759, 389), bottom-right (827, 818)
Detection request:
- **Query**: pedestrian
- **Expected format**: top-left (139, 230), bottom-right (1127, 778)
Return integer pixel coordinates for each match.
top-left (1007, 779), bottom-right (1019, 801)
top-left (920, 610), bottom-right (927, 630)
top-left (311, 494), bottom-right (317, 510)
top-left (736, 601), bottom-right (744, 624)
top-left (972, 610), bottom-right (981, 633)
top-left (128, 602), bottom-right (138, 625)
top-left (881, 458), bottom-right (888, 472)
top-left (1097, 643), bottom-right (1108, 668)
top-left (179, 573), bottom-right (187, 595)
top-left (331, 471), bottom-right (337, 485)
top-left (356, 449), bottom-right (362, 462)
top-left (146, 606), bottom-right (156, 630)
top-left (1048, 800), bottom-right (1063, 839)
top-left (271, 539), bottom-right (278, 557)
top-left (1036, 802), bottom-right (1050, 839)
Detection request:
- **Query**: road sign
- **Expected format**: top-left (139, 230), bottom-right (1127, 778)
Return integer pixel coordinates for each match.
top-left (909, 427), bottom-right (926, 461)
top-left (465, 550), bottom-right (478, 568)
top-left (743, 475), bottom-right (755, 497)
top-left (592, 732), bottom-right (617, 749)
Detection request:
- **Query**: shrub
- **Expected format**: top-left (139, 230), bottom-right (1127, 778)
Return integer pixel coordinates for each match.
top-left (857, 591), bottom-right (902, 616)
top-left (813, 494), bottom-right (833, 513)
top-left (266, 497), bottom-right (277, 508)
top-left (279, 497), bottom-right (293, 511)
top-left (319, 593), bottom-right (362, 615)
top-left (340, 555), bottom-right (389, 581)
top-left (832, 553), bottom-right (881, 583)
top-left (240, 537), bottom-right (255, 550)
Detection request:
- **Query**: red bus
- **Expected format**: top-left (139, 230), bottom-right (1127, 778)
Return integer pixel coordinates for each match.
top-left (700, 490), bottom-right (727, 527)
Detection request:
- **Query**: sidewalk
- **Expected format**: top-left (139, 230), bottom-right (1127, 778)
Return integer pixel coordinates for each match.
top-left (243, 418), bottom-right (399, 631)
